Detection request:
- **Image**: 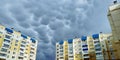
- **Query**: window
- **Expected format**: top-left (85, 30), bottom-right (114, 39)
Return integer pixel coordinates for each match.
top-left (60, 57), bottom-right (63, 59)
top-left (0, 53), bottom-right (6, 56)
top-left (60, 46), bottom-right (63, 49)
top-left (1, 48), bottom-right (7, 52)
top-left (20, 48), bottom-right (24, 51)
top-left (84, 54), bottom-right (89, 56)
top-left (16, 40), bottom-right (18, 43)
top-left (15, 44), bottom-right (18, 46)
top-left (20, 52), bottom-right (24, 56)
top-left (31, 48), bottom-right (34, 50)
top-left (5, 35), bottom-right (11, 39)
top-left (25, 52), bottom-right (27, 54)
top-left (24, 56), bottom-right (27, 58)
top-left (21, 41), bottom-right (26, 44)
top-left (90, 48), bottom-right (94, 50)
top-left (4, 39), bottom-right (10, 43)
top-left (30, 55), bottom-right (33, 57)
top-left (94, 41), bottom-right (100, 43)
top-left (3, 44), bottom-right (9, 48)
top-left (95, 44), bottom-right (100, 47)
top-left (7, 55), bottom-right (9, 58)
top-left (8, 51), bottom-right (10, 53)
top-left (13, 52), bottom-right (15, 54)
top-left (21, 45), bottom-right (25, 47)
top-left (18, 57), bottom-right (23, 59)
top-left (96, 49), bottom-right (101, 51)
top-left (111, 53), bottom-right (113, 55)
top-left (102, 45), bottom-right (104, 47)
top-left (14, 48), bottom-right (17, 50)
top-left (96, 53), bottom-right (102, 55)
top-left (76, 56), bottom-right (77, 58)
top-left (0, 31), bottom-right (3, 34)
top-left (30, 51), bottom-right (34, 54)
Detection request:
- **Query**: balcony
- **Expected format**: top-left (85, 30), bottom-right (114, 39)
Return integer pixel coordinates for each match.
top-left (82, 45), bottom-right (88, 47)
top-left (18, 56), bottom-right (24, 59)
top-left (95, 44), bottom-right (101, 47)
top-left (4, 39), bottom-right (10, 43)
top-left (68, 54), bottom-right (73, 56)
top-left (30, 51), bottom-right (35, 55)
top-left (21, 41), bottom-right (26, 45)
top-left (5, 35), bottom-right (11, 39)
top-left (96, 53), bottom-right (103, 59)
top-left (2, 44), bottom-right (9, 48)
top-left (59, 53), bottom-right (63, 57)
top-left (19, 52), bottom-right (24, 56)
top-left (83, 51), bottom-right (89, 54)
top-left (83, 48), bottom-right (88, 51)
top-left (94, 41), bottom-right (100, 44)
top-left (93, 40), bottom-right (99, 42)
top-left (94, 43), bottom-right (100, 46)
top-left (1, 48), bottom-right (7, 52)
top-left (20, 48), bottom-right (24, 52)
top-left (84, 54), bottom-right (89, 58)
top-left (0, 53), bottom-right (7, 58)
top-left (69, 51), bottom-right (73, 54)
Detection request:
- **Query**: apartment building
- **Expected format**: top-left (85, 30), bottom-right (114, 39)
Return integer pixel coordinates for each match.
top-left (56, 33), bottom-right (114, 60)
top-left (81, 36), bottom-right (89, 60)
top-left (73, 38), bottom-right (82, 60)
top-left (108, 1), bottom-right (120, 59)
top-left (0, 25), bottom-right (38, 60)
top-left (68, 39), bottom-right (74, 60)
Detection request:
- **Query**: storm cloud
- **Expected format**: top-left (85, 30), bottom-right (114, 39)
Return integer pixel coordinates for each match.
top-left (0, 0), bottom-right (117, 60)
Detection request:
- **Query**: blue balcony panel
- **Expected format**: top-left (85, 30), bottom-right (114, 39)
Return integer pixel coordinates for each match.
top-left (83, 48), bottom-right (88, 51)
top-left (30, 38), bottom-right (36, 43)
top-left (82, 45), bottom-right (88, 47)
top-left (5, 28), bottom-right (13, 33)
top-left (59, 40), bottom-right (64, 45)
top-left (92, 34), bottom-right (99, 39)
top-left (21, 34), bottom-right (27, 39)
top-left (68, 39), bottom-right (73, 43)
top-left (81, 36), bottom-right (87, 41)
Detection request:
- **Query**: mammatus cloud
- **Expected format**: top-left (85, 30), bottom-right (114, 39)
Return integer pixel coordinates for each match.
top-left (0, 0), bottom-right (115, 60)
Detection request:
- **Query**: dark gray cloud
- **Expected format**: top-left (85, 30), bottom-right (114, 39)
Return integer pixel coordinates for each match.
top-left (0, 0), bottom-right (117, 60)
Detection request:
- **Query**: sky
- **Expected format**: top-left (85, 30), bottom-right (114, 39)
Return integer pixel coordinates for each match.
top-left (0, 0), bottom-right (119, 60)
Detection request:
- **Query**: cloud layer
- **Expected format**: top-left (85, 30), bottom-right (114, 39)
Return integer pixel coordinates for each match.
top-left (0, 0), bottom-right (117, 60)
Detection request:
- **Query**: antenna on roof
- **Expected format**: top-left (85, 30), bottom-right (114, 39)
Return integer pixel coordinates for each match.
top-left (113, 0), bottom-right (117, 4)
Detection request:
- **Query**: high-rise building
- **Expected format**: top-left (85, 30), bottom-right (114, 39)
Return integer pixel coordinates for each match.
top-left (108, 1), bottom-right (120, 40)
top-left (0, 25), bottom-right (38, 60)
top-left (108, 1), bottom-right (120, 59)
top-left (56, 33), bottom-right (113, 60)
top-left (73, 38), bottom-right (82, 60)
top-left (68, 39), bottom-right (74, 60)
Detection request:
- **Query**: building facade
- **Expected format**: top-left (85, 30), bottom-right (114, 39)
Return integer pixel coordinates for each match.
top-left (0, 25), bottom-right (38, 60)
top-left (56, 33), bottom-right (113, 60)
top-left (107, 2), bottom-right (120, 59)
